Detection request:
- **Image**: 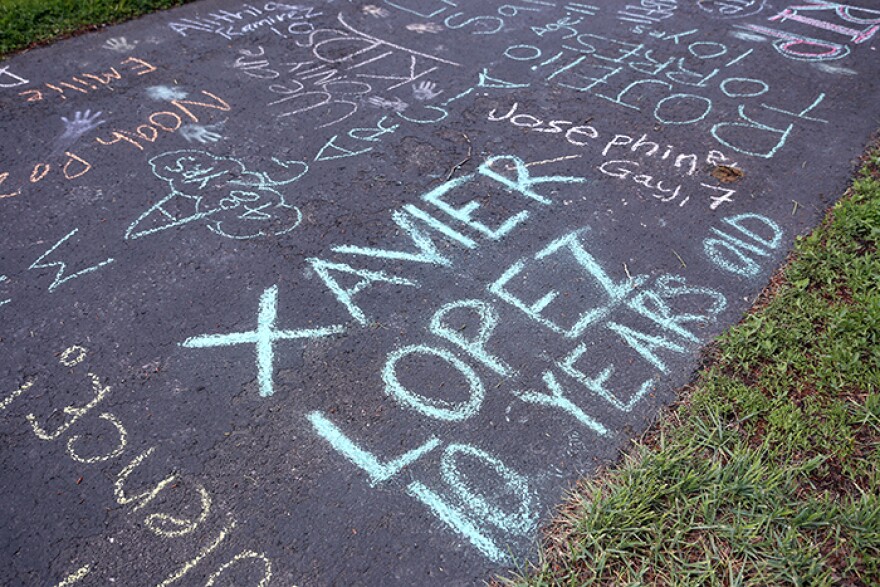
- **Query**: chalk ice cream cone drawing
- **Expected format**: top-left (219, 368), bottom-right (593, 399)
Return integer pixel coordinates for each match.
top-left (126, 150), bottom-right (307, 240)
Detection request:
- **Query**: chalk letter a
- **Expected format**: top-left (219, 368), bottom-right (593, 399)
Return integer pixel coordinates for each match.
top-left (308, 258), bottom-right (418, 325)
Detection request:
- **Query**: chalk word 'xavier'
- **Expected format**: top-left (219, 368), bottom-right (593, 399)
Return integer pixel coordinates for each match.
top-left (180, 285), bottom-right (346, 397)
top-left (126, 150), bottom-right (307, 241)
top-left (308, 155), bottom-right (588, 326)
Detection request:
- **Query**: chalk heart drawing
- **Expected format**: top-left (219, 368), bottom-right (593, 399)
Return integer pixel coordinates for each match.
top-left (180, 285), bottom-right (345, 398)
top-left (125, 150), bottom-right (307, 241)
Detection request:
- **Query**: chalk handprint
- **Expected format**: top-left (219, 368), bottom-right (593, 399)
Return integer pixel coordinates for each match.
top-left (103, 37), bottom-right (137, 52)
top-left (61, 110), bottom-right (105, 137)
top-left (362, 4), bottom-right (390, 17)
top-left (180, 124), bottom-right (223, 144)
top-left (53, 110), bottom-right (105, 154)
top-left (412, 81), bottom-right (442, 101)
top-left (365, 96), bottom-right (408, 112)
top-left (405, 22), bottom-right (444, 34)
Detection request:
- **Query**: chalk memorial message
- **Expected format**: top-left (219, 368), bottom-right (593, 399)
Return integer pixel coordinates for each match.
top-left (1, 0), bottom-right (878, 584)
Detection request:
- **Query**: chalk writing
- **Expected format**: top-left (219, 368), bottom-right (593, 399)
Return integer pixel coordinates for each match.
top-left (308, 412), bottom-right (440, 486)
top-left (29, 229), bottom-right (115, 293)
top-left (565, 2), bottom-right (600, 16)
top-left (0, 379), bottom-right (34, 413)
top-left (1, 342), bottom-right (278, 585)
top-left (52, 566), bottom-right (91, 587)
top-left (156, 518), bottom-right (235, 587)
top-left (60, 345), bottom-right (87, 367)
top-left (601, 132), bottom-right (737, 173)
top-left (168, 2), bottom-right (322, 39)
top-left (95, 90), bottom-right (231, 152)
top-left (813, 62), bottom-right (858, 74)
top-left (737, 0), bottom-right (880, 62)
top-left (2, 2), bottom-right (870, 579)
top-left (384, 0), bottom-right (560, 35)
top-left (512, 372), bottom-right (610, 434)
top-left (27, 370), bottom-right (110, 441)
top-left (311, 397), bottom-right (539, 563)
top-left (500, 26), bottom-right (829, 158)
top-left (430, 299), bottom-right (515, 377)
top-left (66, 412), bottom-right (128, 464)
top-left (0, 275), bottom-right (9, 310)
top-left (18, 57), bottom-right (157, 103)
top-left (703, 213), bottom-right (783, 276)
top-left (314, 115), bottom-right (399, 162)
top-left (204, 551), bottom-right (272, 587)
top-left (383, 345), bottom-right (485, 421)
top-left (616, 0), bottom-right (677, 28)
top-left (229, 13), bottom-right (462, 129)
top-left (0, 151), bottom-right (93, 201)
top-left (310, 155), bottom-right (587, 325)
top-left (488, 102), bottom-right (600, 147)
top-left (699, 0), bottom-right (767, 19)
top-left (0, 66), bottom-right (29, 88)
top-left (729, 29), bottom-right (770, 43)
top-left (181, 285), bottom-right (346, 397)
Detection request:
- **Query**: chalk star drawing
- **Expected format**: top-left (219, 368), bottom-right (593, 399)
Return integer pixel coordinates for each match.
top-left (181, 285), bottom-right (345, 397)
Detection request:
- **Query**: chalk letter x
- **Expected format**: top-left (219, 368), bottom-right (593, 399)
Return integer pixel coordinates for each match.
top-left (181, 285), bottom-right (345, 397)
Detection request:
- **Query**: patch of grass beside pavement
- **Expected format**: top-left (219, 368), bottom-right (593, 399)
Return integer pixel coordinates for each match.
top-left (0, 0), bottom-right (195, 57)
top-left (508, 147), bottom-right (880, 586)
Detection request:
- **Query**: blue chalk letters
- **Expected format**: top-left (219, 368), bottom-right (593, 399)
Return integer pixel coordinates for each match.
top-left (181, 285), bottom-right (345, 397)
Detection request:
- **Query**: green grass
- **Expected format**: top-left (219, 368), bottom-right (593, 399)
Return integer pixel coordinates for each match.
top-left (0, 0), bottom-right (195, 57)
top-left (508, 148), bottom-right (880, 586)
